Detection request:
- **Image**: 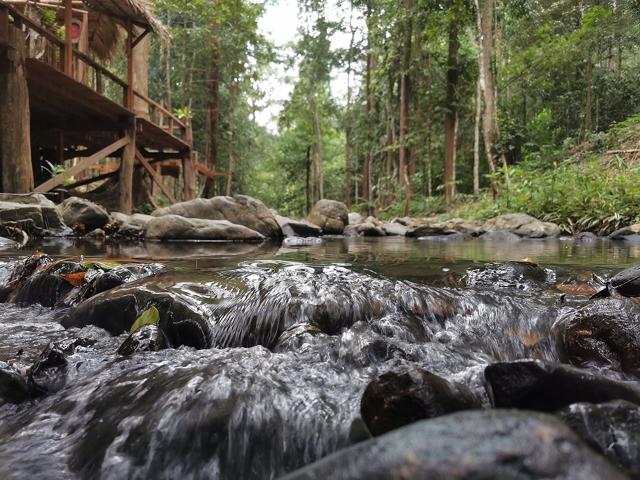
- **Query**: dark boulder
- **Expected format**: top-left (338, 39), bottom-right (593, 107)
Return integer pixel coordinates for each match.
top-left (485, 360), bottom-right (640, 411)
top-left (282, 410), bottom-right (626, 480)
top-left (611, 266), bottom-right (640, 297)
top-left (62, 287), bottom-right (212, 349)
top-left (11, 260), bottom-right (85, 308)
top-left (27, 342), bottom-right (69, 395)
top-left (59, 196), bottom-right (110, 231)
top-left (559, 401), bottom-right (640, 478)
top-left (554, 299), bottom-right (640, 375)
top-left (360, 368), bottom-right (480, 436)
top-left (276, 215), bottom-right (322, 238)
top-left (0, 361), bottom-right (30, 404)
top-left (117, 324), bottom-right (168, 356)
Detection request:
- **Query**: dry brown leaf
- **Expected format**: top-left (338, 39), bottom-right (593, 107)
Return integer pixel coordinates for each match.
top-left (63, 272), bottom-right (86, 288)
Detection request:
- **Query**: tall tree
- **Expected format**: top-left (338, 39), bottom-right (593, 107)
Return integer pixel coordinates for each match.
top-left (443, 2), bottom-right (460, 203)
top-left (398, 0), bottom-right (413, 214)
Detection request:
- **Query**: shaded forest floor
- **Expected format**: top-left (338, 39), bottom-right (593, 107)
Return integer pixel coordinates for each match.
top-left (381, 114), bottom-right (640, 235)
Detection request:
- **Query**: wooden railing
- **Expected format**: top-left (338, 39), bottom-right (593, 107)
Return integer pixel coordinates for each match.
top-left (1, 3), bottom-right (187, 142)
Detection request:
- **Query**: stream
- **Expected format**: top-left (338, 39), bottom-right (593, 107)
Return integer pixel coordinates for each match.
top-left (0, 236), bottom-right (639, 479)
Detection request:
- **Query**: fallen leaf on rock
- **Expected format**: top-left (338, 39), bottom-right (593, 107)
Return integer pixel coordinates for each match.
top-left (63, 272), bottom-right (86, 287)
top-left (556, 283), bottom-right (597, 296)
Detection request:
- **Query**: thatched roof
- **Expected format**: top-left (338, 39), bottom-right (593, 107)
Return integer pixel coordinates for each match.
top-left (84, 0), bottom-right (168, 59)
top-left (83, 0), bottom-right (168, 39)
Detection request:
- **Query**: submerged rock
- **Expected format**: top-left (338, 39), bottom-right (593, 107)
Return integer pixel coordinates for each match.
top-left (462, 261), bottom-right (553, 292)
top-left (145, 215), bottom-right (264, 241)
top-left (117, 324), bottom-right (168, 356)
top-left (276, 215), bottom-right (322, 238)
top-left (554, 298), bottom-right (640, 375)
top-left (59, 197), bottom-right (110, 232)
top-left (360, 368), bottom-right (480, 436)
top-left (558, 401), bottom-right (640, 477)
top-left (0, 361), bottom-right (30, 404)
top-left (307, 200), bottom-right (349, 234)
top-left (483, 213), bottom-right (561, 238)
top-left (282, 410), bottom-right (626, 479)
top-left (484, 360), bottom-right (640, 411)
top-left (152, 195), bottom-right (282, 237)
top-left (282, 236), bottom-right (323, 247)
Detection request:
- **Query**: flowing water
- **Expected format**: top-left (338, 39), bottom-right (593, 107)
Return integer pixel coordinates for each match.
top-left (0, 236), bottom-right (638, 479)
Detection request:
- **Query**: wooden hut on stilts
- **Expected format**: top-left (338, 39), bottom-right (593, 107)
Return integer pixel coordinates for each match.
top-left (0, 0), bottom-right (196, 213)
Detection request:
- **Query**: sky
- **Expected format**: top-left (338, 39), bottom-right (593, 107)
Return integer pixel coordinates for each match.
top-left (255, 0), bottom-right (364, 131)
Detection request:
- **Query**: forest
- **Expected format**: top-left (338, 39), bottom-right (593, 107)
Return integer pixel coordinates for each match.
top-left (142, 0), bottom-right (640, 233)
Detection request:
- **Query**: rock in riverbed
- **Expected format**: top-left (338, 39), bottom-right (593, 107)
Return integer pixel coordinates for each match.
top-left (360, 368), bottom-right (480, 436)
top-left (145, 215), bottom-right (264, 241)
top-left (59, 196), bottom-right (110, 231)
top-left (307, 200), bottom-right (349, 234)
top-left (485, 360), bottom-right (640, 411)
top-left (153, 195), bottom-right (282, 237)
top-left (0, 193), bottom-right (69, 236)
top-left (559, 401), bottom-right (640, 477)
top-left (554, 298), bottom-right (640, 375)
top-left (282, 410), bottom-right (626, 479)
top-left (483, 213), bottom-right (561, 238)
top-left (276, 215), bottom-right (322, 237)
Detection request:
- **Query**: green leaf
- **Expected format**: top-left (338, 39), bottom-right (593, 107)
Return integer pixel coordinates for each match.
top-left (129, 306), bottom-right (160, 334)
top-left (81, 261), bottom-right (120, 271)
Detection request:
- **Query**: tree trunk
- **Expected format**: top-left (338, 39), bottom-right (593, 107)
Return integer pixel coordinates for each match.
top-left (362, 1), bottom-right (373, 211)
top-left (425, 51), bottom-right (433, 197)
top-left (473, 73), bottom-right (482, 198)
top-left (344, 0), bottom-right (355, 208)
top-left (311, 94), bottom-right (324, 202)
top-left (203, 24), bottom-right (220, 198)
top-left (399, 0), bottom-right (413, 215)
top-left (475, 0), bottom-right (499, 196)
top-left (443, 7), bottom-right (459, 203)
top-left (132, 30), bottom-right (153, 207)
top-left (583, 51), bottom-right (593, 138)
top-left (0, 25), bottom-right (33, 193)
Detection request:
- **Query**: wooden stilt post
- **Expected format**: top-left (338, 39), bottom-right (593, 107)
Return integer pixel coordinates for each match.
top-left (182, 118), bottom-right (195, 200)
top-left (64, 0), bottom-right (73, 77)
top-left (0, 18), bottom-right (34, 193)
top-left (119, 123), bottom-right (136, 213)
top-left (126, 20), bottom-right (134, 110)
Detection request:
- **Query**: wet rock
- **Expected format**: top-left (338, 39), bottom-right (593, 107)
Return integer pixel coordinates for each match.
top-left (117, 324), bottom-right (168, 356)
top-left (348, 212), bottom-right (363, 225)
top-left (11, 260), bottom-right (86, 307)
top-left (276, 215), bottom-right (322, 237)
top-left (558, 401), bottom-right (640, 477)
top-left (462, 261), bottom-right (553, 292)
top-left (610, 265), bottom-right (640, 297)
top-left (575, 231), bottom-right (600, 242)
top-left (479, 230), bottom-right (522, 242)
top-left (0, 193), bottom-right (70, 236)
top-left (484, 360), bottom-right (640, 411)
top-left (483, 213), bottom-right (561, 238)
top-left (0, 236), bottom-right (16, 248)
top-left (282, 410), bottom-right (626, 480)
top-left (610, 224), bottom-right (640, 240)
top-left (152, 195), bottom-right (282, 237)
top-left (0, 361), bottom-right (30, 404)
top-left (28, 342), bottom-right (68, 395)
top-left (61, 287), bottom-right (212, 349)
top-left (381, 222), bottom-right (408, 236)
top-left (111, 212), bottom-right (153, 238)
top-left (418, 232), bottom-right (471, 242)
top-left (307, 200), bottom-right (349, 234)
top-left (59, 196), bottom-right (110, 232)
top-left (408, 218), bottom-right (484, 237)
top-left (554, 298), bottom-right (640, 374)
top-left (360, 368), bottom-right (480, 436)
top-left (282, 236), bottom-right (323, 247)
top-left (145, 215), bottom-right (264, 241)
top-left (343, 222), bottom-right (386, 237)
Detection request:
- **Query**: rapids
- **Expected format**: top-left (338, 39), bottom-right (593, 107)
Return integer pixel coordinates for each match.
top-left (0, 236), bottom-right (637, 479)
